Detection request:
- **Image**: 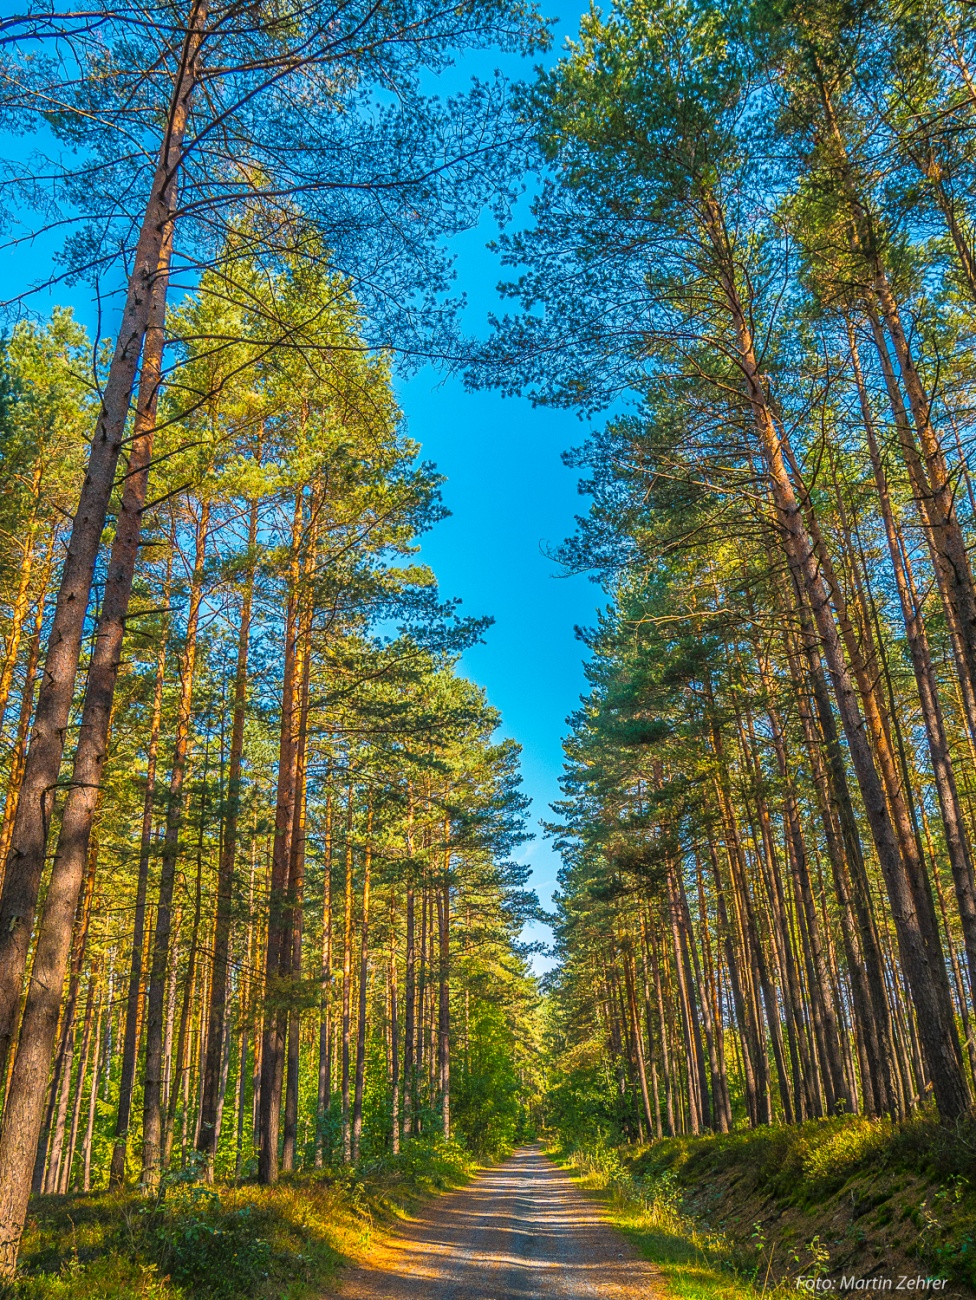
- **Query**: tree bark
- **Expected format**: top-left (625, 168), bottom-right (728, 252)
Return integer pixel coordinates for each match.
top-left (402, 881), bottom-right (416, 1143)
top-left (0, 16), bottom-right (202, 1115)
top-left (0, 205), bottom-right (186, 1260)
top-left (340, 788), bottom-right (355, 1163)
top-left (351, 804), bottom-right (373, 1161)
top-left (0, 544), bottom-right (54, 874)
top-left (141, 501), bottom-right (210, 1189)
top-left (389, 891), bottom-right (400, 1155)
top-left (315, 793), bottom-right (334, 1167)
top-left (282, 542), bottom-right (314, 1174)
top-left (437, 850), bottom-right (450, 1141)
top-left (61, 969), bottom-right (98, 1194)
top-left (197, 497), bottom-right (257, 1174)
top-left (0, 465), bottom-right (42, 739)
top-left (80, 986), bottom-right (104, 1192)
top-left (110, 553), bottom-right (170, 1188)
top-left (701, 192), bottom-right (970, 1120)
top-left (256, 493), bottom-right (304, 1185)
top-left (849, 325), bottom-right (976, 1005)
top-left (163, 795), bottom-right (206, 1170)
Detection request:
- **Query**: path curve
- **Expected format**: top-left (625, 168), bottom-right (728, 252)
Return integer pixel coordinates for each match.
top-left (336, 1145), bottom-right (664, 1299)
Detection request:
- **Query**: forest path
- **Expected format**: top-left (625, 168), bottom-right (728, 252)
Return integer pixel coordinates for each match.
top-left (334, 1144), bottom-right (665, 1299)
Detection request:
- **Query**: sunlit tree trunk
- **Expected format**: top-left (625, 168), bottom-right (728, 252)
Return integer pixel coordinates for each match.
top-left (198, 497), bottom-right (258, 1175)
top-left (437, 838), bottom-right (451, 1141)
top-left (60, 969), bottom-right (98, 1194)
top-left (163, 800), bottom-right (206, 1170)
top-left (141, 501), bottom-right (210, 1189)
top-left (257, 492), bottom-right (303, 1185)
top-left (282, 528), bottom-right (315, 1174)
top-left (340, 788), bottom-right (355, 1163)
top-left (701, 191), bottom-right (970, 1120)
top-left (0, 546), bottom-right (55, 876)
top-left (110, 580), bottom-right (168, 1186)
top-left (351, 804), bottom-right (373, 1161)
top-left (402, 878), bottom-right (416, 1144)
top-left (0, 25), bottom-right (202, 1124)
top-left (315, 792), bottom-right (334, 1168)
top-left (389, 891), bottom-right (400, 1155)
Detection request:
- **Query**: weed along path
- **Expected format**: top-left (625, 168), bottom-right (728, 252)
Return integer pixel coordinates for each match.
top-left (335, 1145), bottom-right (664, 1300)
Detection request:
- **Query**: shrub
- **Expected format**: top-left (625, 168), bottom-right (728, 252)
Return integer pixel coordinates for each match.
top-left (147, 1189), bottom-right (274, 1299)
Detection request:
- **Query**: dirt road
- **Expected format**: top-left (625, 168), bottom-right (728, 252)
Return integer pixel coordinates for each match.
top-left (336, 1145), bottom-right (664, 1300)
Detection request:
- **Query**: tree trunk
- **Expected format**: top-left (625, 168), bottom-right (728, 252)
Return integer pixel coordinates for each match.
top-left (60, 970), bottom-right (98, 1194)
top-left (141, 501), bottom-right (210, 1189)
top-left (351, 804), bottom-right (373, 1161)
top-left (647, 921), bottom-right (676, 1135)
top-left (791, 586), bottom-right (901, 1116)
top-left (701, 192), bottom-right (970, 1121)
top-left (623, 945), bottom-right (654, 1136)
top-left (0, 545), bottom-right (54, 873)
top-left (437, 854), bottom-right (450, 1142)
top-left (163, 796), bottom-right (206, 1170)
top-left (257, 493), bottom-right (304, 1186)
top-left (4, 284), bottom-right (168, 1189)
top-left (80, 986), bottom-right (104, 1192)
top-left (401, 785), bottom-right (416, 1143)
top-left (402, 882), bottom-right (416, 1143)
top-left (282, 560), bottom-right (313, 1174)
top-left (818, 80), bottom-right (976, 748)
top-left (389, 891), bottom-right (400, 1155)
top-left (315, 793), bottom-right (334, 1168)
top-left (0, 22), bottom-right (202, 1118)
top-left (109, 567), bottom-right (169, 1186)
top-left (340, 788), bottom-right (355, 1162)
top-left (0, 469), bottom-right (42, 737)
top-left (197, 498), bottom-right (257, 1174)
top-left (849, 326), bottom-right (976, 1005)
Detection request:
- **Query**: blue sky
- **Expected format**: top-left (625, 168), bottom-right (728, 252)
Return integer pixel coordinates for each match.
top-left (403, 362), bottom-right (598, 966)
top-left (1, 0), bottom-right (603, 968)
top-left (399, 0), bottom-right (605, 966)
top-left (398, 258), bottom-right (602, 964)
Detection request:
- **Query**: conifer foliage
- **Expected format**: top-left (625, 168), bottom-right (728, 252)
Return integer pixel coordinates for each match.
top-left (0, 0), bottom-right (547, 1276)
top-left (0, 265), bottom-right (540, 1275)
top-left (492, 0), bottom-right (976, 1140)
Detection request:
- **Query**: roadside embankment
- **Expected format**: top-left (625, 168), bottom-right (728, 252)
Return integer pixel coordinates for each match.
top-left (556, 1112), bottom-right (976, 1300)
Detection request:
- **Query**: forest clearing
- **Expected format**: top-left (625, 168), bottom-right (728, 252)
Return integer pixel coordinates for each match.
top-left (3, 0), bottom-right (976, 1293)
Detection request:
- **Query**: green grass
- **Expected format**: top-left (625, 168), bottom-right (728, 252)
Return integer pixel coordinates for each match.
top-left (552, 1113), bottom-right (976, 1298)
top-left (553, 1142), bottom-right (759, 1300)
top-left (0, 1138), bottom-right (478, 1300)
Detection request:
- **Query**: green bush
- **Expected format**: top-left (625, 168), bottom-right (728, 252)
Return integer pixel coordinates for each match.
top-left (148, 1189), bottom-right (274, 1299)
top-left (3, 1134), bottom-right (476, 1300)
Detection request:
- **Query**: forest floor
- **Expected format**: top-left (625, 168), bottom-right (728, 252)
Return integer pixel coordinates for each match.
top-left (1, 1139), bottom-right (479, 1299)
top-left (559, 1112), bottom-right (976, 1300)
top-left (333, 1144), bottom-right (665, 1300)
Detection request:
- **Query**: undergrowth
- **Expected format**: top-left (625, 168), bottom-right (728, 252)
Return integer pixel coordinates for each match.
top-left (556, 1140), bottom-right (759, 1300)
top-left (554, 1112), bottom-right (976, 1299)
top-left (0, 1137), bottom-right (476, 1299)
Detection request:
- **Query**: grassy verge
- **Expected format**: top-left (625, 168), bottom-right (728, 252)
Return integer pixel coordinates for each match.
top-left (553, 1142), bottom-right (757, 1300)
top-left (553, 1112), bottom-right (976, 1300)
top-left (0, 1138), bottom-right (477, 1300)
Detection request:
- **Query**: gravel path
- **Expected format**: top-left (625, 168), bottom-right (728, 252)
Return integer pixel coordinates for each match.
top-left (335, 1145), bottom-right (665, 1300)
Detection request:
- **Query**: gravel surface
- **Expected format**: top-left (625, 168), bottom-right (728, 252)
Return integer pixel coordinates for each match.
top-left (336, 1145), bottom-right (665, 1300)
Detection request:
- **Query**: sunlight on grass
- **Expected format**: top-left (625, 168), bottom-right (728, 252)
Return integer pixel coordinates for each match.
top-left (0, 1138), bottom-right (477, 1300)
top-left (557, 1142), bottom-right (780, 1300)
